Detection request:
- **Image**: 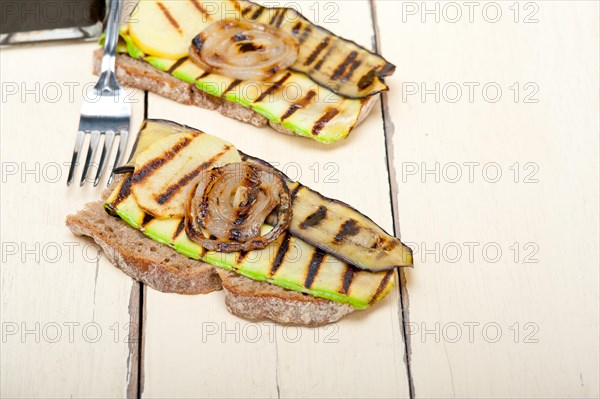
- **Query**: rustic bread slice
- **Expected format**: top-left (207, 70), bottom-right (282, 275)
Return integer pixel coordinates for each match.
top-left (216, 269), bottom-right (355, 326)
top-left (66, 184), bottom-right (355, 324)
top-left (66, 198), bottom-right (222, 295)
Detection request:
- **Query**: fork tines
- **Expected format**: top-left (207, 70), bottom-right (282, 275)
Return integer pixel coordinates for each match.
top-left (67, 125), bottom-right (128, 186)
top-left (67, 80), bottom-right (131, 187)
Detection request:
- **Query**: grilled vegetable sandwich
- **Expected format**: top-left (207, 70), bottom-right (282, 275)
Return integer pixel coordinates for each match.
top-left (67, 120), bottom-right (412, 325)
top-left (97, 0), bottom-right (395, 144)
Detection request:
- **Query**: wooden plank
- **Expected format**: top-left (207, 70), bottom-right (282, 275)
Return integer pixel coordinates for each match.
top-left (0, 42), bottom-right (145, 397)
top-left (141, 1), bottom-right (410, 397)
top-left (375, 0), bottom-right (599, 397)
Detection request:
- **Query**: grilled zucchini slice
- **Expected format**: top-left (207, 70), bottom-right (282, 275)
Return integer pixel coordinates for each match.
top-left (129, 131), bottom-right (241, 218)
top-left (283, 182), bottom-right (411, 272)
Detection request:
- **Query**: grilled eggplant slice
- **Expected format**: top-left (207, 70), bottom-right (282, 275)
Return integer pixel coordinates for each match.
top-left (239, 158), bottom-right (412, 271)
top-left (129, 0), bottom-right (394, 98)
top-left (116, 119), bottom-right (191, 173)
top-left (106, 175), bottom-right (394, 309)
top-left (285, 182), bottom-right (410, 272)
top-left (114, 119), bottom-right (413, 272)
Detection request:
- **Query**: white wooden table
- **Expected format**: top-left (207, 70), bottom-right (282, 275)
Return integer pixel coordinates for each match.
top-left (1, 1), bottom-right (598, 397)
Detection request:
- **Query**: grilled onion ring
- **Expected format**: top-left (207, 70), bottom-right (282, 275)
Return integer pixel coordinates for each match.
top-left (190, 20), bottom-right (299, 81)
top-left (186, 162), bottom-right (292, 252)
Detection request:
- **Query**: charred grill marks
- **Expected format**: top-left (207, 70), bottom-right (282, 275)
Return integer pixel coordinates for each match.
top-left (154, 169), bottom-right (198, 205)
top-left (192, 34), bottom-right (205, 51)
top-left (196, 71), bottom-right (211, 80)
top-left (157, 2), bottom-right (182, 34)
top-left (249, 7), bottom-right (263, 20)
top-left (232, 210), bottom-right (249, 226)
top-left (369, 270), bottom-right (393, 304)
top-left (142, 213), bottom-right (155, 226)
top-left (357, 67), bottom-right (377, 90)
top-left (199, 246), bottom-right (208, 258)
top-left (167, 57), bottom-right (189, 74)
top-left (304, 250), bottom-right (325, 288)
top-left (223, 79), bottom-right (242, 96)
top-left (173, 218), bottom-right (186, 239)
top-left (241, 5), bottom-right (253, 17)
top-left (229, 228), bottom-right (243, 241)
top-left (298, 26), bottom-right (312, 44)
top-left (334, 219), bottom-right (360, 243)
top-left (300, 206), bottom-right (327, 229)
top-left (154, 145), bottom-right (232, 205)
top-left (304, 37), bottom-right (330, 66)
top-left (291, 22), bottom-right (302, 36)
top-left (342, 60), bottom-right (361, 81)
top-left (379, 62), bottom-right (396, 76)
top-left (280, 90), bottom-right (316, 121)
top-left (290, 184), bottom-right (302, 200)
top-left (237, 250), bottom-right (249, 264)
top-left (313, 46), bottom-right (333, 71)
top-left (254, 72), bottom-right (291, 103)
top-left (312, 108), bottom-right (339, 135)
top-left (131, 137), bottom-right (193, 183)
top-left (269, 9), bottom-right (280, 25)
top-left (331, 51), bottom-right (358, 81)
top-left (232, 32), bottom-right (251, 42)
top-left (270, 233), bottom-right (291, 275)
top-left (275, 10), bottom-right (286, 28)
top-left (111, 176), bottom-right (133, 207)
top-left (340, 267), bottom-right (355, 295)
top-left (189, 0), bottom-right (209, 17)
top-left (237, 42), bottom-right (263, 53)
top-left (230, 0), bottom-right (241, 11)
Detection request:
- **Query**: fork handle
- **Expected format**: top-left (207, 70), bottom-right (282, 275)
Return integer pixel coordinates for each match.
top-left (96, 0), bottom-right (124, 92)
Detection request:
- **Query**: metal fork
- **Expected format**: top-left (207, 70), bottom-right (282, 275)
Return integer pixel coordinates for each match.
top-left (67, 0), bottom-right (130, 186)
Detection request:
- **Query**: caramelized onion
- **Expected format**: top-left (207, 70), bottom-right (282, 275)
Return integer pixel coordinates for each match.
top-left (190, 20), bottom-right (299, 81)
top-left (186, 162), bottom-right (292, 252)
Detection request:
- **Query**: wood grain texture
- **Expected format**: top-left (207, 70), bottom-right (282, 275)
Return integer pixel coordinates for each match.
top-left (140, 1), bottom-right (410, 397)
top-left (3, 1), bottom-right (597, 398)
top-left (375, 0), bottom-right (599, 397)
top-left (0, 42), bottom-right (145, 397)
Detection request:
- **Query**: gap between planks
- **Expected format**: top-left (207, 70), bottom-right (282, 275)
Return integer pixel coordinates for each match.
top-left (124, 281), bottom-right (146, 399)
top-left (369, 0), bottom-right (415, 397)
top-left (127, 91), bottom-right (149, 399)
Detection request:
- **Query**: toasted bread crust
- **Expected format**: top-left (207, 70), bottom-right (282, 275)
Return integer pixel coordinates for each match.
top-left (66, 199), bottom-right (222, 295)
top-left (216, 269), bottom-right (355, 326)
top-left (66, 186), bottom-right (355, 325)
